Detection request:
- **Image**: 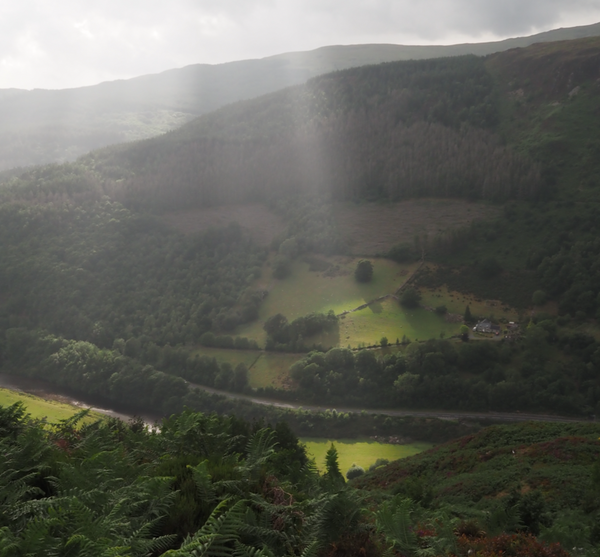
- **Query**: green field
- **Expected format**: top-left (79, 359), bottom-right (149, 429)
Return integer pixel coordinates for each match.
top-left (248, 353), bottom-right (301, 389)
top-left (235, 257), bottom-right (420, 346)
top-left (418, 283), bottom-right (520, 323)
top-left (0, 388), bottom-right (103, 424)
top-left (190, 347), bottom-right (299, 389)
top-left (302, 437), bottom-right (433, 473)
top-left (339, 298), bottom-right (461, 347)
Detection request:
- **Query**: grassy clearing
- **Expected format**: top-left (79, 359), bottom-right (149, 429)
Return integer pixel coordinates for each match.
top-left (248, 353), bottom-right (300, 390)
top-left (302, 437), bottom-right (433, 473)
top-left (236, 256), bottom-right (419, 346)
top-left (339, 298), bottom-right (461, 347)
top-left (418, 284), bottom-right (520, 323)
top-left (0, 388), bottom-right (103, 424)
top-left (189, 347), bottom-right (298, 390)
top-left (416, 262), bottom-right (538, 311)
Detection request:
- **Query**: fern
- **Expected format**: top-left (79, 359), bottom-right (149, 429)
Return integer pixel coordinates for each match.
top-left (487, 503), bottom-right (523, 535)
top-left (374, 497), bottom-right (419, 557)
top-left (238, 429), bottom-right (277, 480)
top-left (163, 499), bottom-right (266, 556)
top-left (190, 461), bottom-right (216, 505)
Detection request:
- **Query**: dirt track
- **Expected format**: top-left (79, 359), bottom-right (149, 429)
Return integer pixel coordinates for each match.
top-left (189, 381), bottom-right (588, 425)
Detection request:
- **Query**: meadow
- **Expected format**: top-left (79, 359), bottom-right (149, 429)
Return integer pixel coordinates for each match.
top-left (247, 352), bottom-right (301, 389)
top-left (235, 256), bottom-right (421, 346)
top-left (418, 284), bottom-right (520, 322)
top-left (207, 256), bottom-right (530, 391)
top-left (190, 347), bottom-right (299, 389)
top-left (302, 437), bottom-right (433, 474)
top-left (339, 298), bottom-right (461, 347)
top-left (0, 388), bottom-right (103, 423)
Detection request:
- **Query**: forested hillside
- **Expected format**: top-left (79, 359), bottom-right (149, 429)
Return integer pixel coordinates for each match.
top-left (425, 37), bottom-right (600, 318)
top-left (2, 38), bottom-right (600, 415)
top-left (2, 21), bottom-right (599, 172)
top-left (0, 165), bottom-right (268, 346)
top-left (76, 36), bottom-right (600, 215)
top-left (86, 55), bottom-right (542, 211)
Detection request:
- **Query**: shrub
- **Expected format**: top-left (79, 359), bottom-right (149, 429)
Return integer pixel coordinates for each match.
top-left (272, 255), bottom-right (291, 279)
top-left (464, 305), bottom-right (473, 323)
top-left (199, 331), bottom-right (216, 347)
top-left (368, 458), bottom-right (390, 471)
top-left (354, 260), bottom-right (374, 283)
top-left (400, 287), bottom-right (421, 308)
top-left (346, 464), bottom-right (365, 480)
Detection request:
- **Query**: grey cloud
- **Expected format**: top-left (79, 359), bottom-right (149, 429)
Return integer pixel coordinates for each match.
top-left (1, 0), bottom-right (599, 89)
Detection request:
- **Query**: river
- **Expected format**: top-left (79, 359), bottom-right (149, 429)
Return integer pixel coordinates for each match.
top-left (0, 373), bottom-right (158, 424)
top-left (0, 372), bottom-right (589, 425)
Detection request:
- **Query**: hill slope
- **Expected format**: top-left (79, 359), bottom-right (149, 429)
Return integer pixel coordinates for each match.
top-left (3, 37), bottom-right (600, 424)
top-left (84, 36), bottom-right (600, 212)
top-left (355, 421), bottom-right (600, 551)
top-left (2, 22), bottom-right (600, 172)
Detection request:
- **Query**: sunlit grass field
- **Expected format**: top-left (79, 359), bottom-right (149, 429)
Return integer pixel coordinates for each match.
top-left (302, 437), bottom-right (433, 473)
top-left (0, 388), bottom-right (103, 424)
top-left (235, 257), bottom-right (419, 346)
top-left (339, 298), bottom-right (461, 347)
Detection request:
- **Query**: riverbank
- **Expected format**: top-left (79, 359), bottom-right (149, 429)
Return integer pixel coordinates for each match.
top-left (0, 387), bottom-right (106, 423)
top-left (0, 371), bottom-right (588, 429)
top-left (0, 373), bottom-right (159, 425)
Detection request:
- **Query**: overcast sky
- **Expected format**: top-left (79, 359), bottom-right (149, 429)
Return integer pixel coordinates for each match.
top-left (2, 1), bottom-right (600, 90)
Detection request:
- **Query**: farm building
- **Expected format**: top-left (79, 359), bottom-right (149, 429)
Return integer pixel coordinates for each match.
top-left (473, 319), bottom-right (501, 334)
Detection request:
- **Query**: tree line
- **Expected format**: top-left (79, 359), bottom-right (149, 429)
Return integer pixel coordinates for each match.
top-left (0, 326), bottom-right (477, 445)
top-left (284, 318), bottom-right (600, 416)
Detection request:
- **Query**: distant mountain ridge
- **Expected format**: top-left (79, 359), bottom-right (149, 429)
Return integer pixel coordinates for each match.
top-left (1, 21), bottom-right (600, 172)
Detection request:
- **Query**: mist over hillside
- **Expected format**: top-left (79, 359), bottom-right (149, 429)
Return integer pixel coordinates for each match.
top-left (1, 21), bottom-right (600, 172)
top-left (72, 34), bottom-right (600, 215)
